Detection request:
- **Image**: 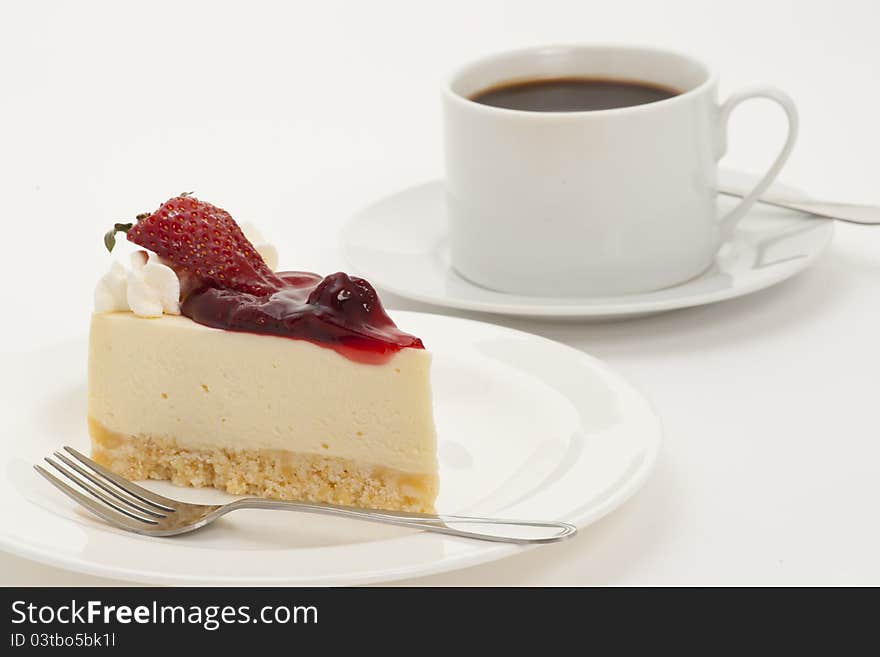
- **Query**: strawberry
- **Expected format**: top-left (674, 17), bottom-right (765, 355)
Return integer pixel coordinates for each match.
top-left (106, 195), bottom-right (284, 296)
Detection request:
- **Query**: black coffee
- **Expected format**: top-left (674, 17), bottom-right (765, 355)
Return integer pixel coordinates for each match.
top-left (470, 77), bottom-right (679, 112)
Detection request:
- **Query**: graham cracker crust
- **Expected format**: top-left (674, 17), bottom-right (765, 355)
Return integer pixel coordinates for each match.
top-left (88, 418), bottom-right (438, 513)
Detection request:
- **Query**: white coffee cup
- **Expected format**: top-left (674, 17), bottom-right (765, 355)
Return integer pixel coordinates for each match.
top-left (443, 44), bottom-right (798, 297)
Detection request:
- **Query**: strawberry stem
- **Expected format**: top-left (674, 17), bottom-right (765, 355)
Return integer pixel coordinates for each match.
top-left (104, 222), bottom-right (133, 252)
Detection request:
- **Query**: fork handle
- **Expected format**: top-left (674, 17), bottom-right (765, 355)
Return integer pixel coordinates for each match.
top-left (227, 498), bottom-right (576, 544)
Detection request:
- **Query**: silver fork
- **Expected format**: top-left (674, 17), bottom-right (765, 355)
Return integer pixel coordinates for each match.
top-left (35, 447), bottom-right (576, 544)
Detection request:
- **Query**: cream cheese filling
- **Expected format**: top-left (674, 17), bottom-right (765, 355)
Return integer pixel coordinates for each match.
top-left (88, 312), bottom-right (437, 474)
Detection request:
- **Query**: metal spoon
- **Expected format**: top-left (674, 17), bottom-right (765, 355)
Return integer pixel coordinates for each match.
top-left (718, 185), bottom-right (880, 224)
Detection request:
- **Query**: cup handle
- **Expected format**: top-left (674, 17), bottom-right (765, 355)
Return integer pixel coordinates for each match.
top-left (718, 86), bottom-right (799, 239)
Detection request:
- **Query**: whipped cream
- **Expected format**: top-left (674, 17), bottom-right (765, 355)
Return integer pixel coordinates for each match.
top-left (240, 222), bottom-right (279, 271)
top-left (94, 251), bottom-right (181, 318)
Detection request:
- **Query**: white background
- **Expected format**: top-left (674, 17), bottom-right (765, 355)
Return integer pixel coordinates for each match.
top-left (1, 0), bottom-right (878, 585)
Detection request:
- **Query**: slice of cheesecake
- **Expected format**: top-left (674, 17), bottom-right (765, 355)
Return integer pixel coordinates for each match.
top-left (89, 195), bottom-right (438, 513)
top-left (88, 313), bottom-right (438, 512)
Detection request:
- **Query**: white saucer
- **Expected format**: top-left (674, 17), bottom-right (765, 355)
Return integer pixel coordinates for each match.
top-left (341, 172), bottom-right (834, 319)
top-left (0, 311), bottom-right (661, 585)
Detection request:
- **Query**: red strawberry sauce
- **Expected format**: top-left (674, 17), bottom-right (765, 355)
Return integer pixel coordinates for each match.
top-left (180, 271), bottom-right (424, 365)
top-left (121, 195), bottom-right (419, 364)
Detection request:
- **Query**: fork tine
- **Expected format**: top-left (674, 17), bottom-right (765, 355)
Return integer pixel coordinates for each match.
top-left (62, 446), bottom-right (176, 512)
top-left (34, 465), bottom-right (156, 531)
top-left (52, 451), bottom-right (165, 519)
top-left (43, 458), bottom-right (158, 525)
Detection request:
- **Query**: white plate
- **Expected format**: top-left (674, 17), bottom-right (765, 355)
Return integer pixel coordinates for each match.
top-left (341, 172), bottom-right (834, 319)
top-left (0, 312), bottom-right (661, 585)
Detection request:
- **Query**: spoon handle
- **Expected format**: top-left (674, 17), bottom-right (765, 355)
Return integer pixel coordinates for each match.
top-left (717, 186), bottom-right (880, 225)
